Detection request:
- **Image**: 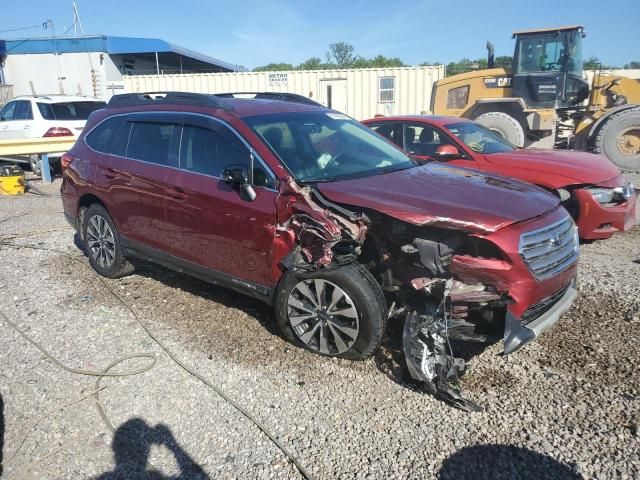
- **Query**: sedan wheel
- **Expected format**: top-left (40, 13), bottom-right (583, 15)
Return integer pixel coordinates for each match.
top-left (287, 279), bottom-right (360, 355)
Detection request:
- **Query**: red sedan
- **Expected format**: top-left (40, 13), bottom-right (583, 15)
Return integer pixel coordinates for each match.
top-left (362, 116), bottom-right (637, 240)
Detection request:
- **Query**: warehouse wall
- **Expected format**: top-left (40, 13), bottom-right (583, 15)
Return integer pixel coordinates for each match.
top-left (4, 52), bottom-right (108, 98)
top-left (123, 66), bottom-right (445, 119)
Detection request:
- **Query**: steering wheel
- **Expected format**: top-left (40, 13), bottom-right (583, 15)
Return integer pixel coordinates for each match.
top-left (467, 141), bottom-right (485, 152)
top-left (323, 151), bottom-right (348, 171)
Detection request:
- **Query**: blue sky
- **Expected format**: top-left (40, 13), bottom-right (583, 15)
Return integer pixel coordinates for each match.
top-left (2, 0), bottom-right (638, 69)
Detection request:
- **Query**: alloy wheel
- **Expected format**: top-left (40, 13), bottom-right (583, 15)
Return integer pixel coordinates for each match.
top-left (86, 215), bottom-right (116, 269)
top-left (287, 279), bottom-right (360, 355)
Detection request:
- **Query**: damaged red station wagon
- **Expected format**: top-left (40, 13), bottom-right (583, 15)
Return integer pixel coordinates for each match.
top-left (61, 92), bottom-right (579, 408)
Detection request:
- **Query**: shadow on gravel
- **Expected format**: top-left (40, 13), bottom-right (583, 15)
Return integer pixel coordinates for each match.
top-left (439, 444), bottom-right (581, 480)
top-left (72, 233), bottom-right (278, 339)
top-left (1, 393), bottom-right (4, 477)
top-left (94, 418), bottom-right (209, 480)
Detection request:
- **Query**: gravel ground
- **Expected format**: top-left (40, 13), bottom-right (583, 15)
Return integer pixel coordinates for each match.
top-left (0, 175), bottom-right (639, 480)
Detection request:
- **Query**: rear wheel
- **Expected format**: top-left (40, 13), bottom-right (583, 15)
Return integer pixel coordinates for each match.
top-left (275, 263), bottom-right (386, 360)
top-left (592, 107), bottom-right (640, 171)
top-left (82, 204), bottom-right (134, 278)
top-left (29, 154), bottom-right (42, 176)
top-left (475, 111), bottom-right (525, 147)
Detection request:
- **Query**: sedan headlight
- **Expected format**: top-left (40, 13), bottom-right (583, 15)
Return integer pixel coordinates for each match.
top-left (587, 187), bottom-right (615, 204)
top-left (588, 182), bottom-right (635, 204)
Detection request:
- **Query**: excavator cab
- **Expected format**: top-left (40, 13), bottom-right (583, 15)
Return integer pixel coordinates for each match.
top-left (512, 26), bottom-right (590, 109)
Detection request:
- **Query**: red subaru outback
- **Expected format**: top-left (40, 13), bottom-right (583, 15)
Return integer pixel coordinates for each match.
top-left (61, 92), bottom-right (579, 407)
top-left (362, 115), bottom-right (637, 240)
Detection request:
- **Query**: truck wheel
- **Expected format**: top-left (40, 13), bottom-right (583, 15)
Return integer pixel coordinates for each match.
top-left (475, 111), bottom-right (525, 147)
top-left (592, 107), bottom-right (640, 171)
top-left (29, 154), bottom-right (42, 176)
top-left (82, 204), bottom-right (135, 278)
top-left (275, 263), bottom-right (387, 360)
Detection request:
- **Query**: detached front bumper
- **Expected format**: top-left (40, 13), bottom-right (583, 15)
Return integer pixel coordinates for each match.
top-left (575, 188), bottom-right (637, 240)
top-left (503, 280), bottom-right (578, 354)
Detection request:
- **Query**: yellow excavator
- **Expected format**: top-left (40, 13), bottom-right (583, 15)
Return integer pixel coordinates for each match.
top-left (430, 25), bottom-right (640, 170)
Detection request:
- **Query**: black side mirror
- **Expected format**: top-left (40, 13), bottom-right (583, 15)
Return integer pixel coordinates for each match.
top-left (221, 165), bottom-right (256, 202)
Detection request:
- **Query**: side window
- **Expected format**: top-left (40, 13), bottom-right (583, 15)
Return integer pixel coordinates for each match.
top-left (180, 123), bottom-right (275, 189)
top-left (368, 122), bottom-right (400, 146)
top-left (15, 101), bottom-right (33, 121)
top-left (85, 116), bottom-right (131, 157)
top-left (127, 121), bottom-right (176, 165)
top-left (404, 123), bottom-right (452, 157)
top-left (0, 101), bottom-right (17, 122)
top-left (180, 125), bottom-right (228, 177)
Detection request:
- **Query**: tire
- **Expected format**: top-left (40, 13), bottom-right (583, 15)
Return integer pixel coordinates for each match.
top-left (29, 154), bottom-right (42, 176)
top-left (82, 204), bottom-right (134, 278)
top-left (275, 263), bottom-right (387, 360)
top-left (592, 107), bottom-right (640, 171)
top-left (475, 111), bottom-right (526, 147)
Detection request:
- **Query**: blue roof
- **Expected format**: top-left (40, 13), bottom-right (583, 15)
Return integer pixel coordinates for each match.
top-left (4, 35), bottom-right (244, 72)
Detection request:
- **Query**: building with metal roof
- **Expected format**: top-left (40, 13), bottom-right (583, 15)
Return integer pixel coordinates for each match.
top-left (0, 35), bottom-right (244, 100)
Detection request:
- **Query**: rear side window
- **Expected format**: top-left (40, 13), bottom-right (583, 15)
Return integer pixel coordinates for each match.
top-left (37, 101), bottom-right (106, 120)
top-left (85, 116), bottom-right (131, 157)
top-left (127, 122), bottom-right (176, 165)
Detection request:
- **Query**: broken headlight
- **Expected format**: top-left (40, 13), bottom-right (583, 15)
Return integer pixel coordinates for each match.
top-left (587, 187), bottom-right (615, 204)
top-left (588, 182), bottom-right (634, 204)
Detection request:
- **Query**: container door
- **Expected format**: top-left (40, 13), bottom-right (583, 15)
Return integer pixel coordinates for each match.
top-left (320, 79), bottom-right (348, 114)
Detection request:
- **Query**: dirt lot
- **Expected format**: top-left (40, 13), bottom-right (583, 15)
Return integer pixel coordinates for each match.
top-left (1, 175), bottom-right (639, 479)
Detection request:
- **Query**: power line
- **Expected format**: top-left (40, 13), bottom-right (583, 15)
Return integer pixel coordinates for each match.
top-left (0, 24), bottom-right (42, 35)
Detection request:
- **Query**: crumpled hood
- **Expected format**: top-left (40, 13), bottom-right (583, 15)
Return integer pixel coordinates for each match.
top-left (485, 149), bottom-right (620, 184)
top-left (317, 163), bottom-right (559, 234)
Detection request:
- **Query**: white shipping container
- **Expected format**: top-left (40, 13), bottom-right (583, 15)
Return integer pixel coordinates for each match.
top-left (123, 65), bottom-right (445, 120)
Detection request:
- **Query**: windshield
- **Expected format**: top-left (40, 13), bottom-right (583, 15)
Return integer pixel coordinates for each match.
top-left (515, 30), bottom-right (583, 76)
top-left (245, 111), bottom-right (415, 182)
top-left (37, 101), bottom-right (106, 121)
top-left (444, 122), bottom-right (516, 154)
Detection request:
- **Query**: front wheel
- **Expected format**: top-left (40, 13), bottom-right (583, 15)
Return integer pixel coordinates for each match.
top-left (275, 263), bottom-right (387, 360)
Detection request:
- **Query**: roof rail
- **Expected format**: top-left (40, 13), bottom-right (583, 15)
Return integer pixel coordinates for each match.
top-left (107, 91), bottom-right (228, 110)
top-left (215, 92), bottom-right (322, 107)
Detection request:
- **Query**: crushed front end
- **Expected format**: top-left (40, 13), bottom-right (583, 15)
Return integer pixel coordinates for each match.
top-left (275, 178), bottom-right (579, 411)
top-left (359, 205), bottom-right (579, 410)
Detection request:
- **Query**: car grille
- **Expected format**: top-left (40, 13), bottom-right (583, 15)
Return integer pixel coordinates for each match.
top-left (519, 215), bottom-right (579, 280)
top-left (520, 283), bottom-right (571, 326)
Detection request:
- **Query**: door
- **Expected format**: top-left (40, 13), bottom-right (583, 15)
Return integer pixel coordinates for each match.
top-left (102, 115), bottom-right (179, 253)
top-left (0, 100), bottom-right (32, 139)
top-left (320, 79), bottom-right (348, 114)
top-left (402, 122), bottom-right (464, 164)
top-left (164, 117), bottom-right (279, 288)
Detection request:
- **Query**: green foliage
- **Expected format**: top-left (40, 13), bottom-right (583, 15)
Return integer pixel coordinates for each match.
top-left (253, 43), bottom-right (405, 71)
top-left (623, 61), bottom-right (640, 69)
top-left (327, 42), bottom-right (356, 68)
top-left (253, 62), bottom-right (295, 72)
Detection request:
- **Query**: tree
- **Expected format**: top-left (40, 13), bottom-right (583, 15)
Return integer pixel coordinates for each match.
top-left (297, 57), bottom-right (325, 70)
top-left (253, 62), bottom-right (294, 72)
top-left (624, 61), bottom-right (640, 69)
top-left (583, 56), bottom-right (602, 70)
top-left (327, 42), bottom-right (356, 68)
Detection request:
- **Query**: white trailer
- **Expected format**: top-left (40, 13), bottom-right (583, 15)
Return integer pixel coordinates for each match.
top-left (123, 65), bottom-right (445, 120)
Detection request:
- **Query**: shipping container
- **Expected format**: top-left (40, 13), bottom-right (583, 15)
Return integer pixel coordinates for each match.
top-left (123, 65), bottom-right (446, 120)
